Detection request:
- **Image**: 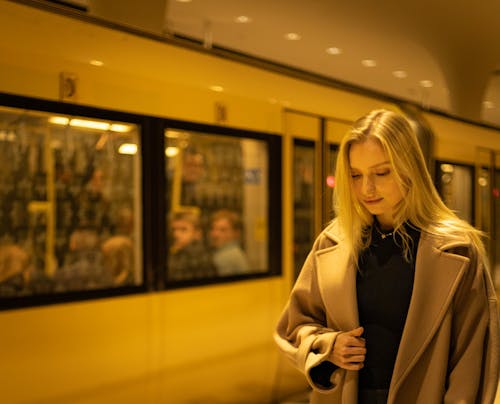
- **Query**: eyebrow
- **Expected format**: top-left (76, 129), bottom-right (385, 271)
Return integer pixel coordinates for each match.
top-left (350, 160), bottom-right (391, 170)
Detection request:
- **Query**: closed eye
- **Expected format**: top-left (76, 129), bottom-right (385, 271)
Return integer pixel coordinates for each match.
top-left (375, 170), bottom-right (390, 176)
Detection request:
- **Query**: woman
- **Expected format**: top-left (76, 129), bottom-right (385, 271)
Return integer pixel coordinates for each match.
top-left (274, 109), bottom-right (499, 403)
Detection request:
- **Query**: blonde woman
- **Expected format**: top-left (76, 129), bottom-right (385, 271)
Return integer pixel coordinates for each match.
top-left (274, 109), bottom-right (499, 403)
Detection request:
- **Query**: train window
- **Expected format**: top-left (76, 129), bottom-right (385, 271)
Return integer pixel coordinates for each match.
top-left (0, 105), bottom-right (143, 301)
top-left (325, 144), bottom-right (339, 223)
top-left (435, 160), bottom-right (474, 224)
top-left (165, 128), bottom-right (272, 282)
top-left (293, 140), bottom-right (315, 279)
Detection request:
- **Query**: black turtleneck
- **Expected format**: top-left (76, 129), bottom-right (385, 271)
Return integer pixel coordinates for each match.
top-left (356, 222), bottom-right (420, 390)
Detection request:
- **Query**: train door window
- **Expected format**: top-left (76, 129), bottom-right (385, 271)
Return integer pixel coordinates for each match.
top-left (165, 128), bottom-right (273, 283)
top-left (476, 164), bottom-right (500, 286)
top-left (324, 144), bottom-right (339, 223)
top-left (293, 139), bottom-right (315, 279)
top-left (435, 161), bottom-right (474, 224)
top-left (0, 106), bottom-right (143, 301)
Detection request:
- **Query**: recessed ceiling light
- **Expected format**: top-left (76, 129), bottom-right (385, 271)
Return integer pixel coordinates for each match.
top-left (176, 0), bottom-right (192, 2)
top-left (361, 59), bottom-right (377, 67)
top-left (90, 60), bottom-right (104, 66)
top-left (392, 70), bottom-right (407, 78)
top-left (483, 100), bottom-right (495, 109)
top-left (235, 15), bottom-right (252, 23)
top-left (326, 47), bottom-right (342, 55)
top-left (284, 32), bottom-right (301, 41)
top-left (210, 85), bottom-right (224, 92)
top-left (419, 80), bottom-right (434, 88)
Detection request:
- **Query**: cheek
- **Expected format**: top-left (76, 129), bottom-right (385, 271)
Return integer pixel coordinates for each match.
top-left (386, 183), bottom-right (405, 203)
top-left (350, 181), bottom-right (361, 197)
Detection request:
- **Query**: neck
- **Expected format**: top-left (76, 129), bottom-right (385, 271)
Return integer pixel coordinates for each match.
top-left (375, 215), bottom-right (394, 230)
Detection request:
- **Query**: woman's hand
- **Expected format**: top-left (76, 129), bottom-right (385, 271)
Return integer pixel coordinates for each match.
top-left (329, 326), bottom-right (366, 370)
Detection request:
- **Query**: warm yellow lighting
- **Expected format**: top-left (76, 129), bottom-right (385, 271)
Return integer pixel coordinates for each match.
top-left (235, 15), bottom-right (252, 23)
top-left (165, 130), bottom-right (182, 138)
top-left (419, 80), bottom-right (434, 88)
top-left (440, 164), bottom-right (454, 173)
top-left (284, 32), bottom-right (301, 40)
top-left (118, 143), bottom-right (137, 155)
top-left (326, 47), bottom-right (342, 55)
top-left (90, 60), bottom-right (104, 66)
top-left (110, 123), bottom-right (132, 132)
top-left (210, 85), bottom-right (224, 92)
top-left (49, 116), bottom-right (132, 132)
top-left (165, 147), bottom-right (179, 157)
top-left (361, 59), bottom-right (377, 67)
top-left (392, 70), bottom-right (407, 78)
top-left (483, 100), bottom-right (495, 109)
top-left (70, 119), bottom-right (110, 130)
top-left (49, 116), bottom-right (70, 125)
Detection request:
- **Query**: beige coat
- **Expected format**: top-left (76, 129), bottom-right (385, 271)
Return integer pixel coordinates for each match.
top-left (275, 222), bottom-right (499, 403)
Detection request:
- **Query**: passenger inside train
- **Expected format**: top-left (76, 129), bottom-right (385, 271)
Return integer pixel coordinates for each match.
top-left (209, 209), bottom-right (251, 276)
top-left (167, 209), bottom-right (216, 281)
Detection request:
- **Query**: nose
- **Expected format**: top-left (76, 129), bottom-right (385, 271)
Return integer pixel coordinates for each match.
top-left (362, 175), bottom-right (376, 195)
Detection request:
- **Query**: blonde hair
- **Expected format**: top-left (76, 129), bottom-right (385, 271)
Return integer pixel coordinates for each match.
top-left (333, 109), bottom-right (485, 263)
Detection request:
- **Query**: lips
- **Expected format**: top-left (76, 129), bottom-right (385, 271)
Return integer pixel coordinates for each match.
top-left (364, 198), bottom-right (383, 204)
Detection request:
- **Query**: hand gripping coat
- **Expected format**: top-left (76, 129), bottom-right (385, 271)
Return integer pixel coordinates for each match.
top-left (275, 221), bottom-right (499, 404)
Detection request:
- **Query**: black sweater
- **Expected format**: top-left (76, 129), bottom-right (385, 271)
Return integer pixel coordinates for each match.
top-left (356, 222), bottom-right (420, 389)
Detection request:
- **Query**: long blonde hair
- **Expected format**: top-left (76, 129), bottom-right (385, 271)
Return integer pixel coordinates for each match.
top-left (333, 109), bottom-right (485, 263)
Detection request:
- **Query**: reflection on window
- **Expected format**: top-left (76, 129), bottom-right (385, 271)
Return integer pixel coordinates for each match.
top-left (165, 129), bottom-right (268, 281)
top-left (293, 141), bottom-right (315, 279)
top-left (325, 144), bottom-right (338, 222)
top-left (436, 161), bottom-right (473, 224)
top-left (0, 106), bottom-right (142, 298)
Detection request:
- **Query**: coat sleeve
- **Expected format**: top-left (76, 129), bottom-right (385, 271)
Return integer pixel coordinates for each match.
top-left (273, 234), bottom-right (345, 393)
top-left (444, 246), bottom-right (499, 404)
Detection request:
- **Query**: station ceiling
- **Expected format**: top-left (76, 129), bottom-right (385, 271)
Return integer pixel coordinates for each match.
top-left (21, 0), bottom-right (500, 128)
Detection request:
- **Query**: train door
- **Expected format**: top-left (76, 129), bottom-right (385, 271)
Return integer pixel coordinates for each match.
top-left (435, 161), bottom-right (475, 225)
top-left (285, 110), bottom-right (350, 282)
top-left (285, 111), bottom-right (321, 281)
top-left (476, 148), bottom-right (500, 287)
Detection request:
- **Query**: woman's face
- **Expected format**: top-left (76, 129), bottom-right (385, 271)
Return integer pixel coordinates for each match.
top-left (349, 138), bottom-right (405, 227)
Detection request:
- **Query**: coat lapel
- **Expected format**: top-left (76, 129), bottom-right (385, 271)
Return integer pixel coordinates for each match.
top-left (390, 232), bottom-right (468, 393)
top-left (315, 243), bottom-right (359, 331)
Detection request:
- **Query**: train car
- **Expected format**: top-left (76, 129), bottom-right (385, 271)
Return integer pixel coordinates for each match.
top-left (0, 2), bottom-right (499, 403)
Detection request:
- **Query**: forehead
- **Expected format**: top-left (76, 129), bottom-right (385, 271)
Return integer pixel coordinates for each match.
top-left (172, 219), bottom-right (195, 228)
top-left (213, 218), bottom-right (232, 228)
top-left (349, 138), bottom-right (389, 168)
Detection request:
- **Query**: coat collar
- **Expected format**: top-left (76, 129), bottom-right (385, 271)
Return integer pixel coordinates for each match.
top-left (314, 229), bottom-right (469, 392)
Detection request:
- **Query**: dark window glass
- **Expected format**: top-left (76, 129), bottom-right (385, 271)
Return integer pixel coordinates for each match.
top-left (0, 106), bottom-right (142, 298)
top-left (165, 129), bottom-right (269, 281)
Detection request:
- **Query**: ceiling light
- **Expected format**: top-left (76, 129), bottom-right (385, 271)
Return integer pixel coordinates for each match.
top-left (165, 130), bottom-right (182, 138)
top-left (175, 0), bottom-right (192, 2)
top-left (361, 59), bottom-right (377, 67)
top-left (392, 70), bottom-right (407, 78)
top-left (90, 60), bottom-right (104, 67)
top-left (419, 80), bottom-right (434, 88)
top-left (165, 147), bottom-right (179, 157)
top-left (209, 85), bottom-right (224, 92)
top-left (326, 47), bottom-right (342, 55)
top-left (284, 32), bottom-right (301, 41)
top-left (440, 164), bottom-right (454, 173)
top-left (235, 15), bottom-right (252, 23)
top-left (109, 124), bottom-right (132, 133)
top-left (118, 143), bottom-right (137, 155)
top-left (49, 116), bottom-right (132, 132)
top-left (483, 100), bottom-right (495, 109)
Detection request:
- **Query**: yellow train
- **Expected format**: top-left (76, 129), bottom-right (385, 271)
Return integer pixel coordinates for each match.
top-left (0, 2), bottom-right (499, 403)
